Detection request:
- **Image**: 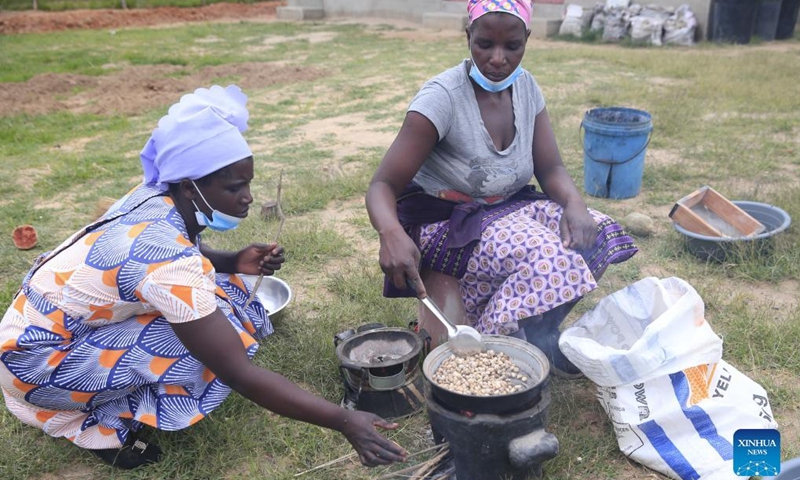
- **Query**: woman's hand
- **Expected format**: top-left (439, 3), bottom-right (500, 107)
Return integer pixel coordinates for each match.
top-left (235, 243), bottom-right (285, 276)
top-left (173, 314), bottom-right (406, 469)
top-left (559, 204), bottom-right (597, 251)
top-left (532, 107), bottom-right (597, 251)
top-left (379, 227), bottom-right (424, 296)
top-left (340, 410), bottom-right (407, 467)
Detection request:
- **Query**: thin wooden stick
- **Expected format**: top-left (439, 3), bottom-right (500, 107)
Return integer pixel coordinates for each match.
top-left (402, 443), bottom-right (448, 460)
top-left (293, 452), bottom-right (357, 477)
top-left (410, 446), bottom-right (450, 480)
top-left (371, 444), bottom-right (450, 480)
top-left (370, 463), bottom-right (422, 480)
top-left (293, 443), bottom-right (448, 478)
top-left (245, 169), bottom-right (284, 309)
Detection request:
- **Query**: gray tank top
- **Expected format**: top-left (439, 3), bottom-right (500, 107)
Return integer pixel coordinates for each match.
top-left (408, 59), bottom-right (546, 204)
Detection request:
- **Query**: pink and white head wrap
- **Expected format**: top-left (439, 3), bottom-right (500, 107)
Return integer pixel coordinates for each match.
top-left (140, 85), bottom-right (253, 191)
top-left (467, 0), bottom-right (532, 29)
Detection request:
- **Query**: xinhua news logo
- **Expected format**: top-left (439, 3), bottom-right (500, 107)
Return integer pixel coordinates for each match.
top-left (733, 429), bottom-right (781, 477)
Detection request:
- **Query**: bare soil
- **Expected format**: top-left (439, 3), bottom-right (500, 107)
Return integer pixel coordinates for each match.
top-left (0, 2), bottom-right (339, 117)
top-left (1, 63), bottom-right (326, 117)
top-left (0, 1), bottom-right (284, 35)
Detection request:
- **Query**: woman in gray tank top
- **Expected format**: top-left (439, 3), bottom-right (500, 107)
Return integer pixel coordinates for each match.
top-left (365, 0), bottom-right (637, 378)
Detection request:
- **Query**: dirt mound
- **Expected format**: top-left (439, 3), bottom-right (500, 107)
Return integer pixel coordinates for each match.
top-left (0, 1), bottom-right (284, 35)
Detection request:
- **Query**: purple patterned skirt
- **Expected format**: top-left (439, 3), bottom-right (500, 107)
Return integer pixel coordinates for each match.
top-left (417, 198), bottom-right (637, 335)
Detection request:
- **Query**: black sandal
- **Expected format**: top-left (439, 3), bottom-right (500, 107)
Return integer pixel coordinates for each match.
top-left (88, 434), bottom-right (162, 469)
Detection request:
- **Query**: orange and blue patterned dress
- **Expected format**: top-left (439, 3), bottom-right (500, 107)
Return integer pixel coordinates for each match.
top-left (0, 184), bottom-right (272, 449)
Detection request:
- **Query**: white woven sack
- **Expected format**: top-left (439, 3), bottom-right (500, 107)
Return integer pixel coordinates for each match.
top-left (559, 4), bottom-right (589, 37)
top-left (597, 359), bottom-right (779, 479)
top-left (664, 4), bottom-right (697, 46)
top-left (559, 277), bottom-right (724, 387)
top-left (631, 15), bottom-right (666, 46)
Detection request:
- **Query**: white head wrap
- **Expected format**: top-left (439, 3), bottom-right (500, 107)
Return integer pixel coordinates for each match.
top-left (140, 85), bottom-right (253, 191)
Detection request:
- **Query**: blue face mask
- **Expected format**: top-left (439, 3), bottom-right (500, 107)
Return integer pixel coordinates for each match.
top-left (469, 60), bottom-right (524, 93)
top-left (191, 180), bottom-right (244, 232)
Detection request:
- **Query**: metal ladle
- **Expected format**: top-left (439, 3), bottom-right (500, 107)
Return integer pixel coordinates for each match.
top-left (409, 278), bottom-right (484, 356)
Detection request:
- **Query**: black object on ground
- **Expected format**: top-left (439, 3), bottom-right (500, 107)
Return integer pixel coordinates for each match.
top-left (426, 385), bottom-right (558, 480)
top-left (711, 0), bottom-right (759, 43)
top-left (776, 0), bottom-right (800, 39)
top-left (755, 0), bottom-right (784, 40)
top-left (89, 434), bottom-right (162, 469)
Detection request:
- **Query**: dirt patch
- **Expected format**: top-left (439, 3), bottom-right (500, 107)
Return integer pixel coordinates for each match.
top-left (0, 1), bottom-right (284, 35)
top-left (317, 196), bottom-right (377, 257)
top-left (296, 112), bottom-right (396, 161)
top-left (0, 62), bottom-right (326, 117)
top-left (0, 2), bottom-right (338, 117)
top-left (730, 279), bottom-right (799, 313)
top-left (33, 464), bottom-right (96, 480)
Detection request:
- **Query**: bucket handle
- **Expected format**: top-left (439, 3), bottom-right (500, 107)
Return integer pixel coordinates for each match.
top-left (579, 121), bottom-right (652, 165)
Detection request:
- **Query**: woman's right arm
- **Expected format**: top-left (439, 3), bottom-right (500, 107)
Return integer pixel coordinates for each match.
top-left (171, 312), bottom-right (407, 467)
top-left (365, 111), bottom-right (439, 295)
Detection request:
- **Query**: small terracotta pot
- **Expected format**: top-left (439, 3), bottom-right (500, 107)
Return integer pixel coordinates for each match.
top-left (12, 225), bottom-right (38, 250)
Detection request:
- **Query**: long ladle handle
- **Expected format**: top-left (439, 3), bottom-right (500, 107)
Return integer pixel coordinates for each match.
top-left (407, 278), bottom-right (458, 337)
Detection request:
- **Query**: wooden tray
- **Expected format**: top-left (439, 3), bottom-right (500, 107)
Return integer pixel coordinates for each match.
top-left (669, 186), bottom-right (766, 238)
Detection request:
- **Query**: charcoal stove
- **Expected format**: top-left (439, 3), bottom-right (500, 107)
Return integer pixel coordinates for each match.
top-left (422, 335), bottom-right (559, 480)
top-left (334, 324), bottom-right (426, 420)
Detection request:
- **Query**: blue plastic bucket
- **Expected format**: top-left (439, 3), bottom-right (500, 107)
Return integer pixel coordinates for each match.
top-left (581, 107), bottom-right (653, 199)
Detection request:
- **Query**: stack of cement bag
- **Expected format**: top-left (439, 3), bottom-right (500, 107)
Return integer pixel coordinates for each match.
top-left (558, 1), bottom-right (697, 46)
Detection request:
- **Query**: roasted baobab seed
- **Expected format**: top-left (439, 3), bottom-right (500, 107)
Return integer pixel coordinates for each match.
top-left (431, 349), bottom-right (527, 397)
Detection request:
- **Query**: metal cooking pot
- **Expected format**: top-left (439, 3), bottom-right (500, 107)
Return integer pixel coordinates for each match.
top-left (422, 335), bottom-right (550, 415)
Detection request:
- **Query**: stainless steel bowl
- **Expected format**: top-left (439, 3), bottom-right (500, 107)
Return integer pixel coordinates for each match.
top-left (240, 274), bottom-right (293, 315)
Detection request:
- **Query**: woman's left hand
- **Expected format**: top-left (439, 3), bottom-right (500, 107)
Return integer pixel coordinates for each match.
top-left (235, 243), bottom-right (285, 276)
top-left (560, 204), bottom-right (597, 251)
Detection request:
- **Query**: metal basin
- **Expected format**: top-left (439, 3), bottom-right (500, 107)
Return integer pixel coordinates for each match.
top-left (240, 274), bottom-right (293, 315)
top-left (674, 201), bottom-right (791, 262)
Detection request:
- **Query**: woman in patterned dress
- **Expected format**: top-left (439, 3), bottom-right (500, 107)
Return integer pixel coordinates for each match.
top-left (0, 85), bottom-right (406, 469)
top-left (365, 0), bottom-right (637, 377)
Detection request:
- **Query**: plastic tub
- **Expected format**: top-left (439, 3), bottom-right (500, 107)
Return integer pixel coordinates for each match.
top-left (673, 201), bottom-right (791, 262)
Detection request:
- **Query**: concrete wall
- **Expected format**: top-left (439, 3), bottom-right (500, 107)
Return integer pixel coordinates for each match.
top-left (285, 0), bottom-right (744, 42)
top-left (322, 0), bottom-right (443, 23)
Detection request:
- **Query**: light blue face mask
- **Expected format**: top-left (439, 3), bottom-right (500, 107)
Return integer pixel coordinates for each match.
top-left (191, 180), bottom-right (244, 232)
top-left (469, 60), bottom-right (524, 93)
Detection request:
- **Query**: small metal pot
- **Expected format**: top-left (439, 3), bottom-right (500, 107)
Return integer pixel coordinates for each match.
top-left (423, 335), bottom-right (550, 415)
top-left (336, 327), bottom-right (423, 391)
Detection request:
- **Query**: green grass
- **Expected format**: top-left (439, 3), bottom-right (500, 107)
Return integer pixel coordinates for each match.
top-left (1, 12), bottom-right (799, 480)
